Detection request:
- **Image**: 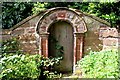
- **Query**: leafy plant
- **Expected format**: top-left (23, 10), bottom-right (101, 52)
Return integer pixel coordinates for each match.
top-left (1, 38), bottom-right (22, 56)
top-left (38, 57), bottom-right (62, 80)
top-left (77, 49), bottom-right (119, 78)
top-left (2, 2), bottom-right (34, 29)
top-left (0, 53), bottom-right (62, 80)
top-left (0, 54), bottom-right (41, 80)
top-left (32, 2), bottom-right (47, 14)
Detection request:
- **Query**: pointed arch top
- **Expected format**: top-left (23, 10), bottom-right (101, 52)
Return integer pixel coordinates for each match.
top-left (36, 7), bottom-right (87, 34)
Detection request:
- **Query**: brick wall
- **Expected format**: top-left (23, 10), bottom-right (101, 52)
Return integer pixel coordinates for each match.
top-left (1, 8), bottom-right (119, 55)
top-left (99, 26), bottom-right (119, 50)
top-left (83, 16), bottom-right (104, 54)
top-left (1, 12), bottom-right (44, 54)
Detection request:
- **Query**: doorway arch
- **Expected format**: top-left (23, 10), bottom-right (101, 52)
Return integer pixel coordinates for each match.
top-left (36, 7), bottom-right (87, 72)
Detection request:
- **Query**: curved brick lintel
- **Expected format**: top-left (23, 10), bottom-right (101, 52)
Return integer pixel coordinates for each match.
top-left (36, 7), bottom-right (87, 34)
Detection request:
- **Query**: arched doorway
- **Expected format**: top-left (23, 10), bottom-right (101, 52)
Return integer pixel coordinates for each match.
top-left (36, 7), bottom-right (87, 73)
top-left (48, 21), bottom-right (74, 72)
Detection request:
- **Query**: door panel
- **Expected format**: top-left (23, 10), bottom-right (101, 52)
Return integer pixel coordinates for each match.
top-left (48, 21), bottom-right (73, 72)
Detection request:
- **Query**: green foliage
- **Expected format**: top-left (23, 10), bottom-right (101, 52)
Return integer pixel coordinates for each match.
top-left (0, 53), bottom-right (62, 80)
top-left (77, 49), bottom-right (119, 78)
top-left (71, 2), bottom-right (120, 27)
top-left (1, 38), bottom-right (22, 56)
top-left (32, 2), bottom-right (75, 14)
top-left (40, 57), bottom-right (62, 68)
top-left (2, 2), bottom-right (34, 29)
top-left (0, 54), bottom-right (41, 79)
top-left (43, 71), bottom-right (62, 79)
top-left (86, 2), bottom-right (120, 27)
top-left (39, 57), bottom-right (62, 79)
top-left (32, 2), bottom-right (47, 14)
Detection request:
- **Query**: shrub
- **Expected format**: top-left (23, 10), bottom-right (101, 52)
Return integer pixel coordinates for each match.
top-left (0, 54), bottom-right (62, 80)
top-left (0, 54), bottom-right (41, 80)
top-left (77, 49), bottom-right (119, 78)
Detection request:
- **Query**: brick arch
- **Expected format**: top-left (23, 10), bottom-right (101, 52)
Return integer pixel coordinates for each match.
top-left (36, 7), bottom-right (87, 72)
top-left (36, 7), bottom-right (87, 34)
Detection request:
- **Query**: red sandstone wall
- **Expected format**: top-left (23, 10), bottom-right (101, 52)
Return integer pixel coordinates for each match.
top-left (83, 16), bottom-right (104, 54)
top-left (12, 16), bottom-right (41, 54)
top-left (99, 27), bottom-right (119, 50)
top-left (83, 16), bottom-right (119, 54)
top-left (1, 13), bottom-right (43, 54)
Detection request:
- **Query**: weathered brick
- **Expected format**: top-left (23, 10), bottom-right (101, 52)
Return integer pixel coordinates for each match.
top-left (50, 13), bottom-right (57, 20)
top-left (2, 29), bottom-right (11, 35)
top-left (57, 11), bottom-right (66, 18)
top-left (100, 28), bottom-right (118, 38)
top-left (20, 42), bottom-right (38, 54)
top-left (12, 28), bottom-right (25, 36)
top-left (103, 38), bottom-right (118, 46)
top-left (1, 7), bottom-right (119, 58)
top-left (41, 38), bottom-right (47, 44)
top-left (21, 22), bottom-right (30, 28)
top-left (1, 34), bottom-right (12, 41)
top-left (25, 27), bottom-right (35, 34)
top-left (18, 34), bottom-right (36, 42)
top-left (103, 46), bottom-right (118, 50)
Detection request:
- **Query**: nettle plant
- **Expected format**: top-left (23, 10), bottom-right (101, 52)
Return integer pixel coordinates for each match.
top-left (77, 49), bottom-right (119, 78)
